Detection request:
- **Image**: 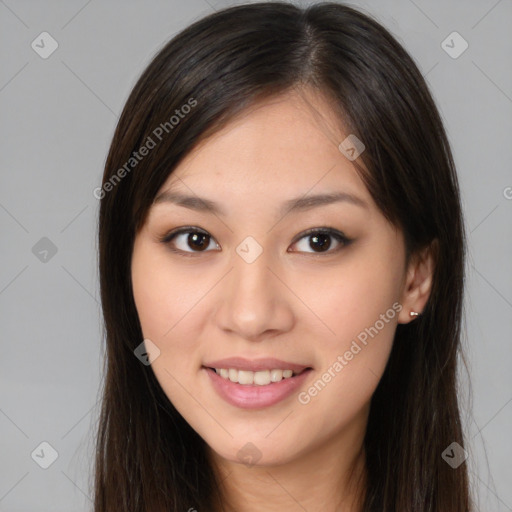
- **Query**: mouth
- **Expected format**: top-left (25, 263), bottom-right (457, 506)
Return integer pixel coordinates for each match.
top-left (202, 358), bottom-right (313, 409)
top-left (204, 366), bottom-right (311, 386)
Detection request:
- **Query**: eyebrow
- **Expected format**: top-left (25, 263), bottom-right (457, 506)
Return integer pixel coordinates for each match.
top-left (152, 190), bottom-right (369, 216)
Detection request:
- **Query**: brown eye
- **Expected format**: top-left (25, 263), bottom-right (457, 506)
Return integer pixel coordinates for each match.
top-left (308, 232), bottom-right (332, 252)
top-left (186, 232), bottom-right (211, 251)
top-left (162, 228), bottom-right (220, 254)
top-left (161, 226), bottom-right (351, 257)
top-left (290, 228), bottom-right (351, 254)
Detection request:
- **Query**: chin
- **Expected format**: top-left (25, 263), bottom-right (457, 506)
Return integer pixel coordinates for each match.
top-left (205, 434), bottom-right (304, 469)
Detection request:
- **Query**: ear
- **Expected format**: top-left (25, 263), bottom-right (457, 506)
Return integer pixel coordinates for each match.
top-left (397, 239), bottom-right (438, 324)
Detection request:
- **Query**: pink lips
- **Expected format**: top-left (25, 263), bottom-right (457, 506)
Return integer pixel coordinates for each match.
top-left (203, 356), bottom-right (309, 373)
top-left (203, 357), bottom-right (312, 410)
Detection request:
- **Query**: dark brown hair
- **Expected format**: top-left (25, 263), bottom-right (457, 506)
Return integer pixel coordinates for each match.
top-left (94, 2), bottom-right (471, 510)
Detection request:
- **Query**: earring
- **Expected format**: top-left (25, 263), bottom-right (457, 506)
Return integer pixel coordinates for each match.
top-left (409, 311), bottom-right (420, 317)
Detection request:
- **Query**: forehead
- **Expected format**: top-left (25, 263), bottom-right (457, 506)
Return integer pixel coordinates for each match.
top-left (153, 88), bottom-right (373, 213)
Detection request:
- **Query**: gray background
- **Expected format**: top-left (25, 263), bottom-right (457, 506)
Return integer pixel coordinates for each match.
top-left (0, 0), bottom-right (511, 510)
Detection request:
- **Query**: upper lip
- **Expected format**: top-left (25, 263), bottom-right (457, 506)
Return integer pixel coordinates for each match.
top-left (203, 357), bottom-right (311, 373)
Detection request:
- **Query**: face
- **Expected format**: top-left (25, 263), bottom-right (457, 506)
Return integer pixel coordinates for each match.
top-left (131, 88), bottom-right (415, 468)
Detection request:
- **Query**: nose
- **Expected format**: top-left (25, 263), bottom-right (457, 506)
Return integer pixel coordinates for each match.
top-left (214, 245), bottom-right (295, 342)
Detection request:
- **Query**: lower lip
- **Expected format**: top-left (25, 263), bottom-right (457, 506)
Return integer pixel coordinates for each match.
top-left (204, 367), bottom-right (312, 409)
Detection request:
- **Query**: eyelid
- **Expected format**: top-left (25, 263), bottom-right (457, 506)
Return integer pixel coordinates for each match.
top-left (289, 227), bottom-right (351, 254)
top-left (290, 227), bottom-right (348, 245)
top-left (160, 225), bottom-right (209, 243)
top-left (159, 226), bottom-right (220, 256)
top-left (159, 226), bottom-right (352, 256)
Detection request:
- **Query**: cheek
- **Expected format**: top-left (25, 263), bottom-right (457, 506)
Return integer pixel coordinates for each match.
top-left (291, 248), bottom-right (401, 406)
top-left (131, 249), bottom-right (214, 423)
top-left (131, 243), bottom-right (204, 344)
top-left (131, 249), bottom-right (207, 414)
top-left (296, 305), bottom-right (397, 435)
top-left (293, 246), bottom-right (402, 343)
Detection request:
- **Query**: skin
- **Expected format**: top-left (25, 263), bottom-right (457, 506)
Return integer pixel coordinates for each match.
top-left (131, 87), bottom-right (435, 512)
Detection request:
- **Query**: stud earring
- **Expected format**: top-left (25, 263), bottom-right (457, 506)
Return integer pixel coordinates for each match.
top-left (409, 311), bottom-right (420, 317)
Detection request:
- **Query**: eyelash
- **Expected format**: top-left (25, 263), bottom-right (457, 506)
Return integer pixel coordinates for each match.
top-left (158, 226), bottom-right (353, 257)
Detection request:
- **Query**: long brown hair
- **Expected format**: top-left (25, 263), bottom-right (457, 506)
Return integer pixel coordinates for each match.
top-left (94, 2), bottom-right (471, 510)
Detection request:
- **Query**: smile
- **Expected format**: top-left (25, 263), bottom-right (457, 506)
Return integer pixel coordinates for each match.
top-left (202, 358), bottom-right (313, 409)
top-left (212, 368), bottom-right (298, 385)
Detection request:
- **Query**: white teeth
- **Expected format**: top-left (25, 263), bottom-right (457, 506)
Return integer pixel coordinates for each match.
top-left (237, 370), bottom-right (254, 385)
top-left (253, 370), bottom-right (270, 385)
top-left (270, 369), bottom-right (283, 382)
top-left (214, 368), bottom-right (297, 386)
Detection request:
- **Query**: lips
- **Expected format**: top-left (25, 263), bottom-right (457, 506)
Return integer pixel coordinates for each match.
top-left (202, 357), bottom-right (313, 409)
top-left (203, 356), bottom-right (310, 374)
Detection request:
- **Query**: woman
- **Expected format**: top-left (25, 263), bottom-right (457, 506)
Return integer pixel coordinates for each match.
top-left (94, 2), bottom-right (471, 510)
